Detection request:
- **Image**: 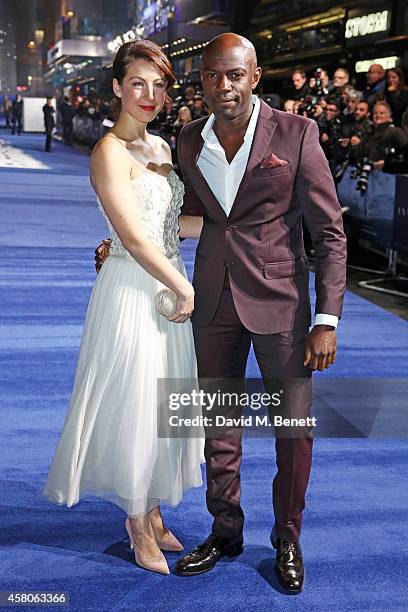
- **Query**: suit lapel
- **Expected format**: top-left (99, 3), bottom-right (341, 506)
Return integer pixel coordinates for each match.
top-left (185, 100), bottom-right (278, 222)
top-left (229, 101), bottom-right (278, 220)
top-left (187, 120), bottom-right (228, 221)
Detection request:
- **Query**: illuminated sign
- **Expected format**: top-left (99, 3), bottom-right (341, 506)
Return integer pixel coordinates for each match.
top-left (355, 56), bottom-right (398, 73)
top-left (143, 3), bottom-right (156, 36)
top-left (140, 1), bottom-right (171, 36)
top-left (345, 10), bottom-right (389, 39)
top-left (108, 29), bottom-right (143, 53)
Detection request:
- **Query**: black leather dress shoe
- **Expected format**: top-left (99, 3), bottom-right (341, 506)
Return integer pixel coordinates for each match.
top-left (175, 534), bottom-right (244, 576)
top-left (271, 533), bottom-right (305, 594)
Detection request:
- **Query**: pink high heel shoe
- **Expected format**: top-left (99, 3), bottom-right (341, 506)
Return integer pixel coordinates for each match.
top-left (152, 525), bottom-right (184, 552)
top-left (125, 518), bottom-right (170, 575)
top-left (147, 508), bottom-right (184, 552)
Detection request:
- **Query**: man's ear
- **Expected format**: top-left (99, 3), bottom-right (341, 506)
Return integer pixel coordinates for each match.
top-left (112, 78), bottom-right (122, 98)
top-left (252, 67), bottom-right (262, 90)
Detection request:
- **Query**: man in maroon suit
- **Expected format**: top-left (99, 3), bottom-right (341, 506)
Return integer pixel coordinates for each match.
top-left (173, 34), bottom-right (347, 592)
top-left (95, 33), bottom-right (346, 592)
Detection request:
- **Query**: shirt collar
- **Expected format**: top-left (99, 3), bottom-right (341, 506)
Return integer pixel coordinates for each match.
top-left (201, 94), bottom-right (261, 145)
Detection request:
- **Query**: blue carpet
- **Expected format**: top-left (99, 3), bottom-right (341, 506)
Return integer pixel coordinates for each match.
top-left (1, 134), bottom-right (407, 611)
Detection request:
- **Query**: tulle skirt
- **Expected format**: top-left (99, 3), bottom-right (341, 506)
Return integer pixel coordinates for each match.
top-left (43, 252), bottom-right (203, 516)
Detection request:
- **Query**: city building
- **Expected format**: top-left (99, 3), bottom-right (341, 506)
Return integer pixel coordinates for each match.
top-left (45, 0), bottom-right (132, 99)
top-left (14, 0), bottom-right (60, 95)
top-left (247, 0), bottom-right (408, 95)
top-left (127, 0), bottom-right (232, 84)
top-left (0, 0), bottom-right (17, 95)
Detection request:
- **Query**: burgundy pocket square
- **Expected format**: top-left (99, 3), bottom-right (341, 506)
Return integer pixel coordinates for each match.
top-left (260, 154), bottom-right (289, 169)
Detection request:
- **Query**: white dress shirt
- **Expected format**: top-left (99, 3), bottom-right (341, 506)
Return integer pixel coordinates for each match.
top-left (196, 95), bottom-right (338, 329)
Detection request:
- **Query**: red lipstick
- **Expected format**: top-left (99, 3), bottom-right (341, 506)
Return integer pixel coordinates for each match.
top-left (139, 105), bottom-right (156, 112)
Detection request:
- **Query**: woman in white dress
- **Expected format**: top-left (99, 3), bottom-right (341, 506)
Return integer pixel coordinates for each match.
top-left (43, 40), bottom-right (204, 575)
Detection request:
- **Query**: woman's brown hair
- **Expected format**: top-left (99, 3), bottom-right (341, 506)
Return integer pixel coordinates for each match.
top-left (110, 39), bottom-right (176, 121)
top-left (386, 67), bottom-right (407, 93)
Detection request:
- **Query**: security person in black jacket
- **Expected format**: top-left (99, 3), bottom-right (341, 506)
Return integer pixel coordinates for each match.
top-left (43, 97), bottom-right (55, 152)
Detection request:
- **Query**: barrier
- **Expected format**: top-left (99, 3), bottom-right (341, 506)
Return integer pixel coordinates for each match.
top-left (357, 174), bottom-right (408, 297)
top-left (337, 165), bottom-right (395, 274)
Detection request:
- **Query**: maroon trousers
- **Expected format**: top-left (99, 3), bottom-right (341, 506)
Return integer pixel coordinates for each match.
top-left (192, 272), bottom-right (313, 543)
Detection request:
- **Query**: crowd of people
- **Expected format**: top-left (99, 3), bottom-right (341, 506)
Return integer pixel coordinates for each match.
top-left (283, 64), bottom-right (408, 180)
top-left (153, 62), bottom-right (408, 178)
top-left (1, 62), bottom-right (408, 174)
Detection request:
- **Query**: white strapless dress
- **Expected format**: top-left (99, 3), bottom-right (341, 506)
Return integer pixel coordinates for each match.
top-left (43, 170), bottom-right (203, 516)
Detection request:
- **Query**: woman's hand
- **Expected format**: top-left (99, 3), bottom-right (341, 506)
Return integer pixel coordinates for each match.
top-left (168, 287), bottom-right (195, 323)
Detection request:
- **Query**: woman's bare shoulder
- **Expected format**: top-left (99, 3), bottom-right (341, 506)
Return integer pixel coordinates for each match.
top-left (91, 133), bottom-right (130, 184)
top-left (92, 132), bottom-right (126, 158)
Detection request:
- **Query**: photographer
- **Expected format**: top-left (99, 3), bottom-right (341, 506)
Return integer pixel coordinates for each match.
top-left (350, 101), bottom-right (407, 168)
top-left (378, 68), bottom-right (408, 127)
top-left (290, 69), bottom-right (310, 100)
top-left (191, 95), bottom-right (207, 120)
top-left (341, 100), bottom-right (373, 143)
top-left (334, 101), bottom-right (374, 184)
top-left (319, 98), bottom-right (344, 174)
top-left (375, 106), bottom-right (408, 174)
top-left (364, 63), bottom-right (386, 108)
top-left (341, 89), bottom-right (363, 126)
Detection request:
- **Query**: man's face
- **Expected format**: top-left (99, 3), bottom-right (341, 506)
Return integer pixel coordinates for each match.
top-left (184, 86), bottom-right (195, 100)
top-left (347, 97), bottom-right (358, 114)
top-left (292, 73), bottom-right (306, 90)
top-left (333, 70), bottom-right (348, 88)
top-left (321, 69), bottom-right (329, 88)
top-left (367, 65), bottom-right (384, 86)
top-left (354, 102), bottom-right (369, 121)
top-left (373, 104), bottom-right (391, 126)
top-left (325, 104), bottom-right (338, 121)
top-left (201, 45), bottom-right (261, 121)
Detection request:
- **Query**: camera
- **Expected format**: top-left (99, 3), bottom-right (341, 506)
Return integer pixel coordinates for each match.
top-left (298, 95), bottom-right (319, 118)
top-left (311, 67), bottom-right (326, 98)
top-left (334, 155), bottom-right (351, 183)
top-left (298, 68), bottom-right (327, 118)
top-left (350, 157), bottom-right (374, 194)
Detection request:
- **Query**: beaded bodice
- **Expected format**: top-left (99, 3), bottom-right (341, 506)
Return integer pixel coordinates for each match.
top-left (97, 169), bottom-right (184, 260)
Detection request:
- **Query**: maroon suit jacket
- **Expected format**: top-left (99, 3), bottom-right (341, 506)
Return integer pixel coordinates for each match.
top-left (178, 100), bottom-right (347, 334)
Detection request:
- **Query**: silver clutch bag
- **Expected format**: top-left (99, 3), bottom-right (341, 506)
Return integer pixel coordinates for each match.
top-left (155, 288), bottom-right (177, 317)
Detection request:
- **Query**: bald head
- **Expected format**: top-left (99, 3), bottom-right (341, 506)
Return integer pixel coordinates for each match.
top-left (367, 63), bottom-right (385, 86)
top-left (199, 32), bottom-right (262, 122)
top-left (202, 33), bottom-right (257, 69)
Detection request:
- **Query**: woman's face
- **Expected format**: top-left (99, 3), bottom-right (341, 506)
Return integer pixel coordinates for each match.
top-left (387, 71), bottom-right (400, 89)
top-left (284, 100), bottom-right (295, 113)
top-left (113, 58), bottom-right (167, 122)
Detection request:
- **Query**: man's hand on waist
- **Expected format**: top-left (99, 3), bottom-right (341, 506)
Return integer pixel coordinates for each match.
top-left (95, 239), bottom-right (111, 273)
